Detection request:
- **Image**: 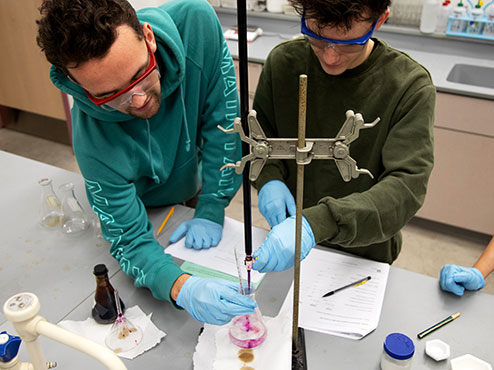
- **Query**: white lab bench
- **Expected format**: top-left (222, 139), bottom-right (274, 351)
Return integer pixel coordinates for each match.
top-left (1, 150), bottom-right (493, 369)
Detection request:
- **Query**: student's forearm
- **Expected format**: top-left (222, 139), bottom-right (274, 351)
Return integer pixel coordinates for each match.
top-left (473, 237), bottom-right (494, 278)
top-left (170, 273), bottom-right (191, 301)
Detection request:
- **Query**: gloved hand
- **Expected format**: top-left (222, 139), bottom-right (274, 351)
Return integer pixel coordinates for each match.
top-left (253, 215), bottom-right (316, 273)
top-left (440, 264), bottom-right (485, 296)
top-left (169, 218), bottom-right (222, 249)
top-left (176, 276), bottom-right (257, 325)
top-left (258, 180), bottom-right (296, 228)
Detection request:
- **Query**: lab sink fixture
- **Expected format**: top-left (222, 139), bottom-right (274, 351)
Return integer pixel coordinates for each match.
top-left (446, 64), bottom-right (494, 89)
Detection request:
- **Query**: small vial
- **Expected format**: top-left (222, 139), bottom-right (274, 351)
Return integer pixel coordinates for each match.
top-left (380, 333), bottom-right (415, 370)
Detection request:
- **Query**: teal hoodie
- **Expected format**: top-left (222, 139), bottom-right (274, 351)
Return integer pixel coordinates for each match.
top-left (49, 0), bottom-right (241, 303)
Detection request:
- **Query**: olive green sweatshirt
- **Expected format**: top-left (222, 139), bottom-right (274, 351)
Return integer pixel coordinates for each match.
top-left (253, 38), bottom-right (435, 263)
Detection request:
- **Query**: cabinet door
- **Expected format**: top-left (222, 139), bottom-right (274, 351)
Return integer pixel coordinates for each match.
top-left (417, 127), bottom-right (494, 235)
top-left (0, 0), bottom-right (66, 120)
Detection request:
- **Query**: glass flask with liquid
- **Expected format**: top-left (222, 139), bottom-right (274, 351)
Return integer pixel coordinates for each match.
top-left (105, 289), bottom-right (142, 352)
top-left (38, 178), bottom-right (63, 229)
top-left (229, 287), bottom-right (267, 349)
top-left (92, 264), bottom-right (126, 324)
top-left (59, 182), bottom-right (89, 235)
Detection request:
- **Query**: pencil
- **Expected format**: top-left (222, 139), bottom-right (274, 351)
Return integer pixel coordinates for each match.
top-left (156, 207), bottom-right (175, 237)
top-left (322, 276), bottom-right (372, 298)
top-left (417, 312), bottom-right (460, 339)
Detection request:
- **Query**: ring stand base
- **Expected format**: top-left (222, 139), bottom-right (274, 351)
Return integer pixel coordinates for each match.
top-left (292, 327), bottom-right (308, 370)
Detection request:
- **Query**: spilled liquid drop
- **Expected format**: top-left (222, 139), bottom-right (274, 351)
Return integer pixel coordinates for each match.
top-left (238, 348), bottom-right (254, 363)
top-left (238, 348), bottom-right (255, 369)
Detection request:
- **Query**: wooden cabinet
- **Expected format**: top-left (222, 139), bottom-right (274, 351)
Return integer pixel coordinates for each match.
top-left (0, 0), bottom-right (66, 121)
top-left (416, 92), bottom-right (494, 235)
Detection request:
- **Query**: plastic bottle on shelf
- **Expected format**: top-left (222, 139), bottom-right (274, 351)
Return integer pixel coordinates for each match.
top-left (484, 7), bottom-right (494, 37)
top-left (466, 4), bottom-right (484, 34)
top-left (420, 0), bottom-right (440, 33)
top-left (266, 0), bottom-right (286, 13)
top-left (449, 1), bottom-right (468, 32)
top-left (436, 0), bottom-right (453, 32)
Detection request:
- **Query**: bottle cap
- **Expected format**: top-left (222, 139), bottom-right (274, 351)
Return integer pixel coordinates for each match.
top-left (93, 264), bottom-right (108, 276)
top-left (0, 331), bottom-right (22, 363)
top-left (384, 333), bottom-right (415, 360)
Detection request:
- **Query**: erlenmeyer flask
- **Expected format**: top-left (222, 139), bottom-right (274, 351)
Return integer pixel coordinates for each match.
top-left (229, 287), bottom-right (267, 348)
top-left (58, 182), bottom-right (89, 235)
top-left (38, 178), bottom-right (63, 229)
top-left (105, 290), bottom-right (143, 353)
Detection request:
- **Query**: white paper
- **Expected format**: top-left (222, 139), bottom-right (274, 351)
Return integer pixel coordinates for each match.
top-left (282, 248), bottom-right (390, 340)
top-left (58, 306), bottom-right (166, 359)
top-left (165, 217), bottom-right (268, 285)
top-left (193, 310), bottom-right (292, 370)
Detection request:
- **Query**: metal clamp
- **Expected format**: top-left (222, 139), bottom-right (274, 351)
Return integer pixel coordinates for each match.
top-left (218, 110), bottom-right (380, 182)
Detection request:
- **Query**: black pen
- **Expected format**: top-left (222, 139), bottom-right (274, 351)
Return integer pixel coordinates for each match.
top-left (417, 312), bottom-right (461, 339)
top-left (322, 276), bottom-right (372, 298)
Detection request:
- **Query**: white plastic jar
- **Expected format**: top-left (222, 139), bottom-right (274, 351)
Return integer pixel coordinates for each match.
top-left (380, 333), bottom-right (415, 370)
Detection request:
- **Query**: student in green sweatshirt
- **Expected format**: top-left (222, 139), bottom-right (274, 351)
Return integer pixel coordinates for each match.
top-left (252, 0), bottom-right (435, 272)
top-left (36, 0), bottom-right (256, 324)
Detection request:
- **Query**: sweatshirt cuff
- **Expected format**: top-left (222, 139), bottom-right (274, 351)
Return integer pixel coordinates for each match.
top-left (253, 164), bottom-right (284, 191)
top-left (303, 203), bottom-right (338, 243)
top-left (149, 262), bottom-right (185, 306)
top-left (194, 198), bottom-right (225, 226)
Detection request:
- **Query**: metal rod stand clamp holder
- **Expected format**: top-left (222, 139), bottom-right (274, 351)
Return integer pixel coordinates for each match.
top-left (218, 75), bottom-right (380, 370)
top-left (218, 109), bottom-right (380, 183)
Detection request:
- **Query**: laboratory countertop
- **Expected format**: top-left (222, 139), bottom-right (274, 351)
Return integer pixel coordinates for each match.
top-left (1, 150), bottom-right (494, 369)
top-left (216, 9), bottom-right (494, 101)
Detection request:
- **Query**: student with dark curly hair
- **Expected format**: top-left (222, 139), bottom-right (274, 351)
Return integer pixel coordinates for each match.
top-left (37, 0), bottom-right (255, 325)
top-left (251, 0), bottom-right (436, 272)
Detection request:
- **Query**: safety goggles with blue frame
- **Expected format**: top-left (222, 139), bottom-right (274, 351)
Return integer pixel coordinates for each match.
top-left (301, 13), bottom-right (377, 54)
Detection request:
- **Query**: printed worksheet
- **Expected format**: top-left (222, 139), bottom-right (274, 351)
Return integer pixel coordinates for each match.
top-left (282, 247), bottom-right (390, 339)
top-left (164, 217), bottom-right (268, 285)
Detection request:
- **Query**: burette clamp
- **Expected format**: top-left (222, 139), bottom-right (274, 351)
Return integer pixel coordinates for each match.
top-left (218, 110), bottom-right (380, 182)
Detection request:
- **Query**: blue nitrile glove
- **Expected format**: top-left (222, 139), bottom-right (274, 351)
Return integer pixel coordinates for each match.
top-left (258, 180), bottom-right (296, 228)
top-left (440, 264), bottom-right (485, 296)
top-left (252, 215), bottom-right (316, 273)
top-left (169, 218), bottom-right (222, 249)
top-left (176, 276), bottom-right (257, 325)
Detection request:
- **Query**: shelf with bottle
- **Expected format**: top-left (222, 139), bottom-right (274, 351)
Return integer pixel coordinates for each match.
top-left (445, 1), bottom-right (494, 40)
top-left (446, 14), bottom-right (494, 40)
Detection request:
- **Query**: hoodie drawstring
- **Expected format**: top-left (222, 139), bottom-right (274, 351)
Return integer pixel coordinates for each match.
top-left (180, 84), bottom-right (191, 152)
top-left (146, 119), bottom-right (160, 184)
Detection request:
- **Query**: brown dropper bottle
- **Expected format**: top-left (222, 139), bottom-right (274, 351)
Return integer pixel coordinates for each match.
top-left (91, 264), bottom-right (125, 324)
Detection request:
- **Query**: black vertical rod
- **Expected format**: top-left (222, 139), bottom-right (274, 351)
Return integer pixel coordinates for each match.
top-left (236, 0), bottom-right (253, 257)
